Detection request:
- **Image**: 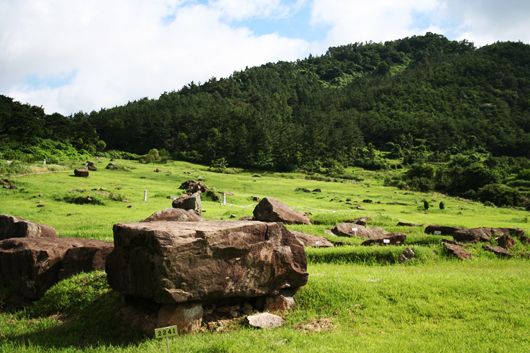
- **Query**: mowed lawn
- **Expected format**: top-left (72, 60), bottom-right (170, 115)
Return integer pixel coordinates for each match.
top-left (1, 158), bottom-right (529, 352)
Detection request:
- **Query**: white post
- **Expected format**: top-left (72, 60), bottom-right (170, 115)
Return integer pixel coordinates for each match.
top-left (144, 190), bottom-right (148, 202)
top-left (223, 192), bottom-right (227, 205)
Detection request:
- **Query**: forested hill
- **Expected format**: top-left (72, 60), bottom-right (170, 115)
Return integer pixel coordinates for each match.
top-left (2, 33), bottom-right (530, 170)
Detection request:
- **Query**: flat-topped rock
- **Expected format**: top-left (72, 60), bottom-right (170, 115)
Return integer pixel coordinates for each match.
top-left (172, 192), bottom-right (202, 215)
top-left (290, 231), bottom-right (334, 248)
top-left (425, 225), bottom-right (462, 236)
top-left (443, 241), bottom-right (471, 260)
top-left (0, 214), bottom-right (57, 240)
top-left (0, 237), bottom-right (112, 300)
top-left (106, 221), bottom-right (308, 304)
top-left (483, 245), bottom-right (512, 257)
top-left (361, 233), bottom-right (406, 246)
top-left (331, 223), bottom-right (386, 238)
top-left (142, 208), bottom-right (202, 222)
top-left (253, 198), bottom-right (310, 225)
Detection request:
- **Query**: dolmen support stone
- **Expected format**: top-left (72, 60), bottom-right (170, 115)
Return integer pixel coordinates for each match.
top-left (253, 197), bottom-right (310, 225)
top-left (106, 221), bottom-right (308, 304)
top-left (0, 214), bottom-right (57, 240)
top-left (0, 237), bottom-right (113, 300)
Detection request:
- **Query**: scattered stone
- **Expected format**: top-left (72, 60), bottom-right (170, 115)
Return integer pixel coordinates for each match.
top-left (312, 188), bottom-right (322, 193)
top-left (157, 303), bottom-right (204, 334)
top-left (0, 237), bottom-right (112, 300)
top-left (229, 214), bottom-right (237, 219)
top-left (179, 180), bottom-right (207, 194)
top-left (362, 199), bottom-right (373, 203)
top-left (246, 313), bottom-right (284, 329)
top-left (497, 234), bottom-right (515, 249)
top-left (453, 228), bottom-right (495, 243)
top-left (361, 233), bottom-right (406, 246)
top-left (154, 168), bottom-right (161, 173)
top-left (443, 241), bottom-right (472, 260)
top-left (295, 318), bottom-right (334, 332)
top-left (1, 179), bottom-right (16, 189)
top-left (295, 187), bottom-right (311, 193)
top-left (251, 196), bottom-right (260, 202)
top-left (86, 161), bottom-right (97, 171)
top-left (290, 231), bottom-right (334, 248)
top-left (106, 221), bottom-right (308, 304)
top-left (355, 205), bottom-right (365, 210)
top-left (127, 205), bottom-right (133, 208)
top-left (483, 245), bottom-right (512, 257)
top-left (345, 217), bottom-right (371, 226)
top-left (331, 223), bottom-right (386, 238)
top-left (386, 201), bottom-right (409, 206)
top-left (397, 221), bottom-right (422, 227)
top-left (265, 295), bottom-right (295, 312)
top-left (253, 197), bottom-right (310, 225)
top-left (0, 214), bottom-right (57, 240)
top-left (172, 192), bottom-right (202, 215)
top-left (105, 162), bottom-right (118, 170)
top-left (398, 248), bottom-right (415, 263)
top-left (142, 208), bottom-right (202, 222)
top-left (425, 225), bottom-right (462, 236)
top-left (74, 168), bottom-right (89, 177)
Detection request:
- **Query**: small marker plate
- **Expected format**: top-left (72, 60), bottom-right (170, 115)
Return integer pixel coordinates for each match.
top-left (155, 325), bottom-right (178, 339)
top-left (434, 231), bottom-right (442, 235)
top-left (383, 239), bottom-right (390, 244)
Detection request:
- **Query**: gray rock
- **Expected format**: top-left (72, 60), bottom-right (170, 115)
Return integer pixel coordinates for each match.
top-left (246, 312), bottom-right (284, 329)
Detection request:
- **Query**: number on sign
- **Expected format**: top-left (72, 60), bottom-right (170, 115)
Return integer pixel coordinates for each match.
top-left (154, 325), bottom-right (178, 339)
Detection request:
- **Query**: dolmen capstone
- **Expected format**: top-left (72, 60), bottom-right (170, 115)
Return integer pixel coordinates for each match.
top-left (331, 223), bottom-right (386, 238)
top-left (74, 168), bottom-right (89, 177)
top-left (0, 214), bottom-right (57, 240)
top-left (253, 197), bottom-right (310, 224)
top-left (453, 227), bottom-right (525, 243)
top-left (290, 231), bottom-right (334, 248)
top-left (0, 237), bottom-right (113, 301)
top-left (105, 220), bottom-right (308, 334)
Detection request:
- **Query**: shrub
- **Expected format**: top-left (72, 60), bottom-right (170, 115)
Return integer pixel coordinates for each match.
top-left (476, 183), bottom-right (523, 207)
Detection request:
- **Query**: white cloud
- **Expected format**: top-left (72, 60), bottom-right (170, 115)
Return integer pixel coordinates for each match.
top-left (210, 0), bottom-right (307, 20)
top-left (0, 0), bottom-right (311, 114)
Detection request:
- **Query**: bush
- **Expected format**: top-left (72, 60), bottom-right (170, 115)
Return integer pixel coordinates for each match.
top-left (476, 183), bottom-right (523, 207)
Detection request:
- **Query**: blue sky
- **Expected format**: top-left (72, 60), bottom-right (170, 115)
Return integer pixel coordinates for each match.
top-left (1, 0), bottom-right (529, 114)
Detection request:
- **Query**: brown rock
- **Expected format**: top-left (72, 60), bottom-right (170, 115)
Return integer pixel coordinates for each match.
top-left (172, 192), bottom-right (201, 215)
top-left (290, 231), bottom-right (333, 248)
top-left (142, 208), bottom-right (202, 222)
top-left (361, 233), bottom-right (406, 246)
top-left (453, 228), bottom-right (496, 243)
top-left (86, 161), bottom-right (97, 171)
top-left (443, 241), bottom-right (472, 260)
top-left (179, 180), bottom-right (207, 194)
top-left (246, 313), bottom-right (284, 329)
top-left (331, 223), bottom-right (386, 238)
top-left (0, 214), bottom-right (57, 240)
top-left (497, 235), bottom-right (515, 249)
top-left (157, 303), bottom-right (203, 334)
top-left (1, 179), bottom-right (16, 189)
top-left (74, 168), bottom-right (89, 177)
top-left (106, 221), bottom-right (308, 304)
top-left (252, 197), bottom-right (310, 225)
top-left (59, 240), bottom-right (113, 279)
top-left (265, 295), bottom-right (295, 312)
top-left (345, 217), bottom-right (371, 226)
top-left (483, 245), bottom-right (512, 257)
top-left (397, 221), bottom-right (422, 227)
top-left (0, 237), bottom-right (112, 299)
top-left (398, 248), bottom-right (415, 263)
top-left (425, 225), bottom-right (461, 236)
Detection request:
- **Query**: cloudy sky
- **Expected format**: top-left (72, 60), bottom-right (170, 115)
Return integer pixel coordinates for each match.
top-left (1, 0), bottom-right (529, 115)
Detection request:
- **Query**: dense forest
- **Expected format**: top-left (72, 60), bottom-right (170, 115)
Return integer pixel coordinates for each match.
top-left (1, 33), bottom-right (530, 207)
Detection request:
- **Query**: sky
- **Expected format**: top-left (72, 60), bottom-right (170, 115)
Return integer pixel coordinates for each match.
top-left (1, 0), bottom-right (530, 115)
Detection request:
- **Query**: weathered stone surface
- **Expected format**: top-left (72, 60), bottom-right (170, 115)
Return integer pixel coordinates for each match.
top-left (397, 221), bottom-right (422, 227)
top-left (361, 233), bottom-right (406, 246)
top-left (331, 223), bottom-right (386, 238)
top-left (0, 237), bottom-right (112, 299)
top-left (142, 208), bottom-right (202, 222)
top-left (484, 245), bottom-right (512, 257)
top-left (106, 221), bottom-right (308, 304)
top-left (59, 240), bottom-right (113, 280)
top-left (246, 313), bottom-right (284, 329)
top-left (497, 235), bottom-right (515, 249)
top-left (398, 248), bottom-right (415, 263)
top-left (345, 217), bottom-right (371, 226)
top-left (452, 228), bottom-right (509, 243)
top-left (0, 214), bottom-right (57, 240)
top-left (253, 198), bottom-right (310, 225)
top-left (74, 168), bottom-right (89, 177)
top-left (290, 231), bottom-right (333, 248)
top-left (443, 241), bottom-right (471, 260)
top-left (172, 193), bottom-right (201, 215)
top-left (157, 303), bottom-right (203, 334)
top-left (265, 295), bottom-right (295, 312)
top-left (179, 180), bottom-right (207, 194)
top-left (425, 225), bottom-right (461, 236)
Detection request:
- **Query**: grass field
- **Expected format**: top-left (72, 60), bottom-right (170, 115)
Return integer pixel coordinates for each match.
top-left (1, 158), bottom-right (529, 352)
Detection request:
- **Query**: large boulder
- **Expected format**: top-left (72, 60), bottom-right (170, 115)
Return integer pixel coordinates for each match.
top-left (453, 228), bottom-right (493, 243)
top-left (74, 168), bottom-right (89, 177)
top-left (106, 221), bottom-right (308, 304)
top-left (331, 223), bottom-right (386, 238)
top-left (425, 225), bottom-right (461, 236)
top-left (253, 198), bottom-right (310, 225)
top-left (361, 233), bottom-right (406, 246)
top-left (0, 215), bottom-right (57, 240)
top-left (172, 193), bottom-right (202, 215)
top-left (290, 231), bottom-right (334, 248)
top-left (0, 237), bottom-right (113, 300)
top-left (142, 208), bottom-right (202, 222)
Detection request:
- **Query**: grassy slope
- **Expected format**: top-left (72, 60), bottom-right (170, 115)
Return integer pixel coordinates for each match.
top-left (1, 159), bottom-right (529, 352)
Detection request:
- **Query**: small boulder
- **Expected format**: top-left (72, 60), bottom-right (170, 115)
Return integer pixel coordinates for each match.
top-left (290, 231), bottom-right (333, 248)
top-left (312, 188), bottom-right (322, 193)
top-left (142, 208), bottom-right (202, 222)
top-left (331, 223), bottom-right (386, 238)
top-left (443, 241), bottom-right (471, 260)
top-left (345, 217), bottom-right (371, 226)
top-left (179, 180), bottom-right (207, 194)
top-left (86, 161), bottom-right (97, 171)
top-left (172, 192), bottom-right (202, 215)
top-left (253, 197), bottom-right (310, 225)
top-left (1, 179), bottom-right (16, 189)
top-left (246, 313), bottom-right (284, 329)
top-left (497, 235), bottom-right (515, 249)
top-left (361, 233), bottom-right (406, 246)
top-left (0, 214), bottom-right (57, 240)
top-left (265, 295), bottom-right (295, 312)
top-left (425, 225), bottom-right (461, 236)
top-left (74, 168), bottom-right (89, 177)
top-left (398, 248), bottom-right (415, 263)
top-left (453, 228), bottom-right (493, 243)
top-left (105, 162), bottom-right (118, 170)
top-left (483, 245), bottom-right (512, 257)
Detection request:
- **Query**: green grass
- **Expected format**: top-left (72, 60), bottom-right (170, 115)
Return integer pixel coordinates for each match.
top-left (1, 158), bottom-right (529, 352)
